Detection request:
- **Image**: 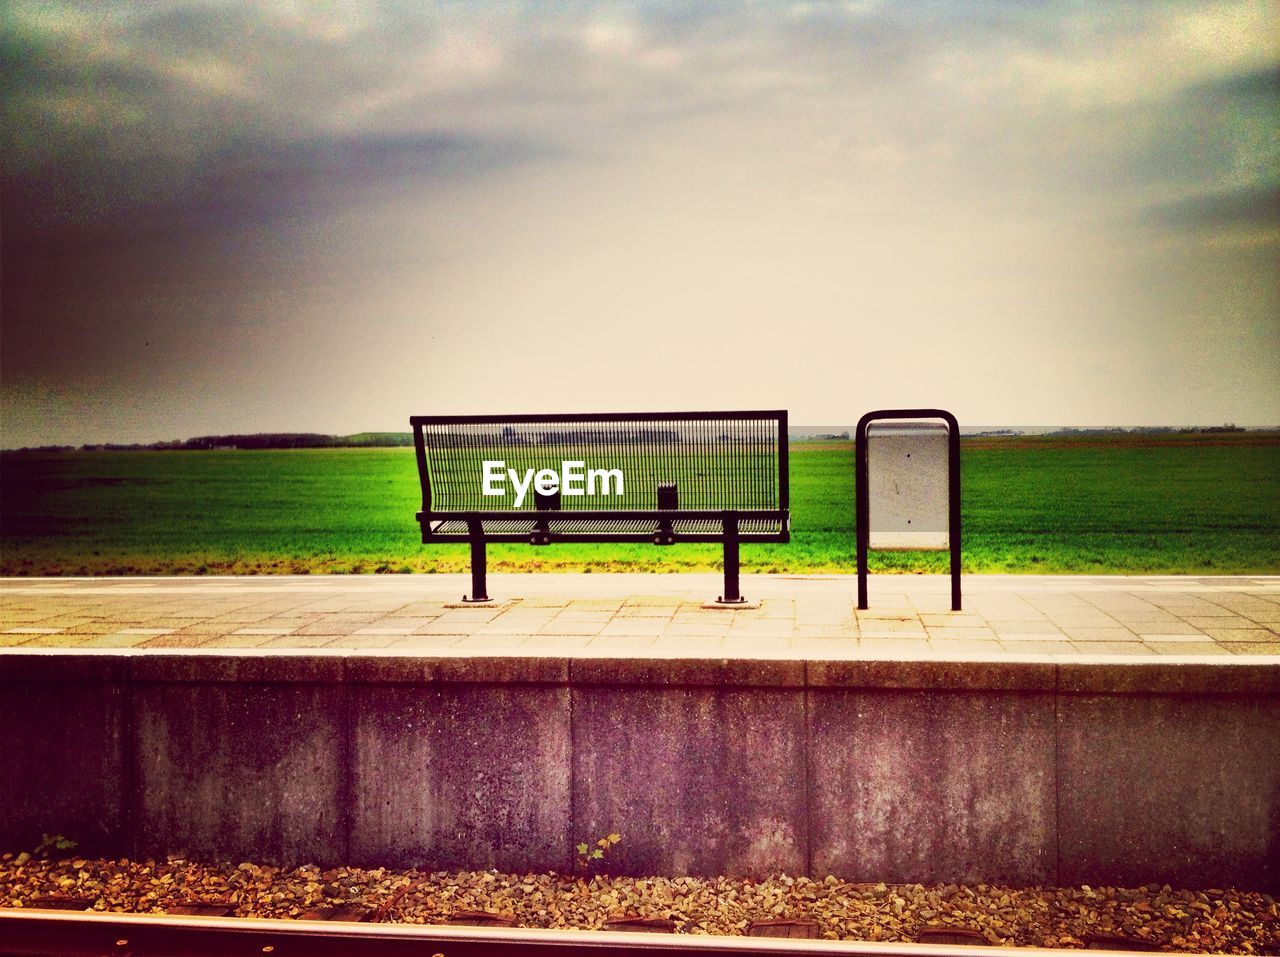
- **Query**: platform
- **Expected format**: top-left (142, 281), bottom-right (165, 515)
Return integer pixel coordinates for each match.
top-left (2, 574), bottom-right (1278, 658)
top-left (2, 574), bottom-right (1278, 894)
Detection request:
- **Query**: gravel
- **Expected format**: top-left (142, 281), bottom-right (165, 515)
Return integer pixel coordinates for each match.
top-left (1, 853), bottom-right (1276, 953)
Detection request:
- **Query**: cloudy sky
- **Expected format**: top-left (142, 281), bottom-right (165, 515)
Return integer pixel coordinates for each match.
top-left (2, 1), bottom-right (1277, 446)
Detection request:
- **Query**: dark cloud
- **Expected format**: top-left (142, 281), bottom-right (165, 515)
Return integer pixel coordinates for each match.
top-left (1189, 64), bottom-right (1280, 102)
top-left (1, 0), bottom-right (1277, 443)
top-left (2, 129), bottom-right (548, 254)
top-left (1143, 183), bottom-right (1280, 231)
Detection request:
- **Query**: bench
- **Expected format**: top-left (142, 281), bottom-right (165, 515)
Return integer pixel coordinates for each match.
top-left (410, 411), bottom-right (789, 604)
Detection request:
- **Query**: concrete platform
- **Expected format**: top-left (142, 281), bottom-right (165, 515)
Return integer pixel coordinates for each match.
top-left (2, 575), bottom-right (1278, 892)
top-left (2, 573), bottom-right (1278, 658)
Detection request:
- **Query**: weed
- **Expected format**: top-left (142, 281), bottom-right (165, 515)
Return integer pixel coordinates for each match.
top-left (576, 832), bottom-right (621, 870)
top-left (34, 834), bottom-right (77, 859)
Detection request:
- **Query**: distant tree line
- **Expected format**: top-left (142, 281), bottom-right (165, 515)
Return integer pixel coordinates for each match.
top-left (1048, 425), bottom-right (1246, 436)
top-left (8, 433), bottom-right (415, 453)
top-left (5, 424), bottom-right (1265, 454)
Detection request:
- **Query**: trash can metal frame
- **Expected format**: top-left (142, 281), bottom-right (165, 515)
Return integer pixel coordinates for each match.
top-left (855, 408), bottom-right (961, 611)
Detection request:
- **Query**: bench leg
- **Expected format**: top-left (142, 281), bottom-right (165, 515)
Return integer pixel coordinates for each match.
top-left (464, 520), bottom-right (490, 603)
top-left (718, 513), bottom-right (745, 604)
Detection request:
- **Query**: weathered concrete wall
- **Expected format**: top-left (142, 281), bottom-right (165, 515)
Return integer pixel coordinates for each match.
top-left (348, 657), bottom-right (571, 873)
top-left (130, 657), bottom-right (347, 865)
top-left (1056, 663), bottom-right (1280, 891)
top-left (810, 687), bottom-right (1057, 883)
top-left (573, 659), bottom-right (808, 877)
top-left (0, 656), bottom-right (126, 856)
top-left (1, 653), bottom-right (1277, 890)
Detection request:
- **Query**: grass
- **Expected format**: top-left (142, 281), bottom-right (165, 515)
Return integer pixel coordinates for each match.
top-left (1, 434), bottom-right (1277, 576)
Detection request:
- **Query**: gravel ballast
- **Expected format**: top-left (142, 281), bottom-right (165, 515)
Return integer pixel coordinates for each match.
top-left (1, 853), bottom-right (1277, 953)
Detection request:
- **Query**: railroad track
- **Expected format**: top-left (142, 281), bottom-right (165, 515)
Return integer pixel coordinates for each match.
top-left (0, 909), bottom-right (1161, 957)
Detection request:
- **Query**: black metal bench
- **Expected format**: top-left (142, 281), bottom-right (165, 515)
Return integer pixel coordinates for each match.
top-left (410, 411), bottom-right (789, 604)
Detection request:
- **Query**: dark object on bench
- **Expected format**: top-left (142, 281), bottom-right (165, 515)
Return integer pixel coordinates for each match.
top-left (411, 411), bottom-right (789, 604)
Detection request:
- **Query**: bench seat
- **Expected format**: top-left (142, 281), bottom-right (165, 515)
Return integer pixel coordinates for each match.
top-left (423, 517), bottom-right (787, 538)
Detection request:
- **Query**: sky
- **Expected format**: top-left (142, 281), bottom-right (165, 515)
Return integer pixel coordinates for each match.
top-left (2, 0), bottom-right (1278, 447)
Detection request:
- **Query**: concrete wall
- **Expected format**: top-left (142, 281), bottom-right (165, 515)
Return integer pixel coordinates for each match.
top-left (1, 653), bottom-right (1277, 890)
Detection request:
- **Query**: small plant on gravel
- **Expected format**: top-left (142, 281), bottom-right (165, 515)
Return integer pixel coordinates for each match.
top-left (33, 834), bottom-right (77, 859)
top-left (576, 832), bottom-right (621, 870)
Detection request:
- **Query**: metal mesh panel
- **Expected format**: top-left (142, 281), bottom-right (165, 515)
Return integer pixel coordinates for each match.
top-left (419, 415), bottom-right (783, 513)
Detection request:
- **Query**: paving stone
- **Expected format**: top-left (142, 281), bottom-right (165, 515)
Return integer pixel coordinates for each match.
top-left (387, 635), bottom-right (464, 649)
top-left (588, 635), bottom-right (660, 649)
top-left (62, 622), bottom-right (137, 635)
top-left (855, 638), bottom-right (933, 655)
top-left (729, 622), bottom-right (795, 637)
top-left (198, 634), bottom-right (278, 648)
top-left (1123, 621), bottom-right (1207, 635)
top-left (535, 622), bottom-right (604, 636)
top-left (986, 620), bottom-right (1058, 633)
top-left (263, 634), bottom-right (344, 648)
top-left (791, 639), bottom-right (859, 659)
top-left (615, 608), bottom-right (677, 619)
top-left (322, 635), bottom-right (402, 649)
top-left (161, 621), bottom-right (247, 635)
top-left (386, 603), bottom-right (450, 616)
top-left (88, 634), bottom-right (154, 647)
top-left (1060, 627), bottom-right (1137, 642)
top-left (920, 613), bottom-right (989, 627)
top-left (599, 622), bottom-right (667, 637)
top-left (927, 627), bottom-right (998, 641)
top-left (1223, 641), bottom-right (1280, 654)
top-left (549, 611), bottom-right (615, 622)
top-left (1073, 642), bottom-right (1156, 655)
top-left (519, 636), bottom-right (595, 653)
top-left (1199, 627), bottom-right (1278, 642)
top-left (650, 637), bottom-right (727, 656)
top-left (24, 617), bottom-right (98, 628)
top-left (1146, 641), bottom-right (1230, 655)
top-left (23, 634), bottom-right (95, 647)
top-left (794, 625), bottom-right (860, 639)
top-left (666, 622), bottom-right (732, 637)
top-left (999, 640), bottom-right (1080, 655)
top-left (928, 639), bottom-right (1005, 655)
top-left (412, 621), bottom-right (473, 635)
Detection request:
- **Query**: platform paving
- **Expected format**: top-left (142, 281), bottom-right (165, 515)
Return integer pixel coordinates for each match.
top-left (2, 574), bottom-right (1278, 658)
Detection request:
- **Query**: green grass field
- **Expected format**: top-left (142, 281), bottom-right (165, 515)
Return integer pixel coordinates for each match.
top-left (2, 434), bottom-right (1277, 576)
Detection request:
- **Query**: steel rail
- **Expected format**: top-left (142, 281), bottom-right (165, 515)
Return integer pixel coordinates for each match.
top-left (0, 909), bottom-right (1167, 957)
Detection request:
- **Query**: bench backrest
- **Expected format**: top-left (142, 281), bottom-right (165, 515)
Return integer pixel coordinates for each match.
top-left (411, 411), bottom-right (788, 515)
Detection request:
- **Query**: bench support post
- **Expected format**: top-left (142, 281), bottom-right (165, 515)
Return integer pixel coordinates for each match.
top-left (718, 512), bottom-right (745, 604)
top-left (464, 519), bottom-right (491, 603)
